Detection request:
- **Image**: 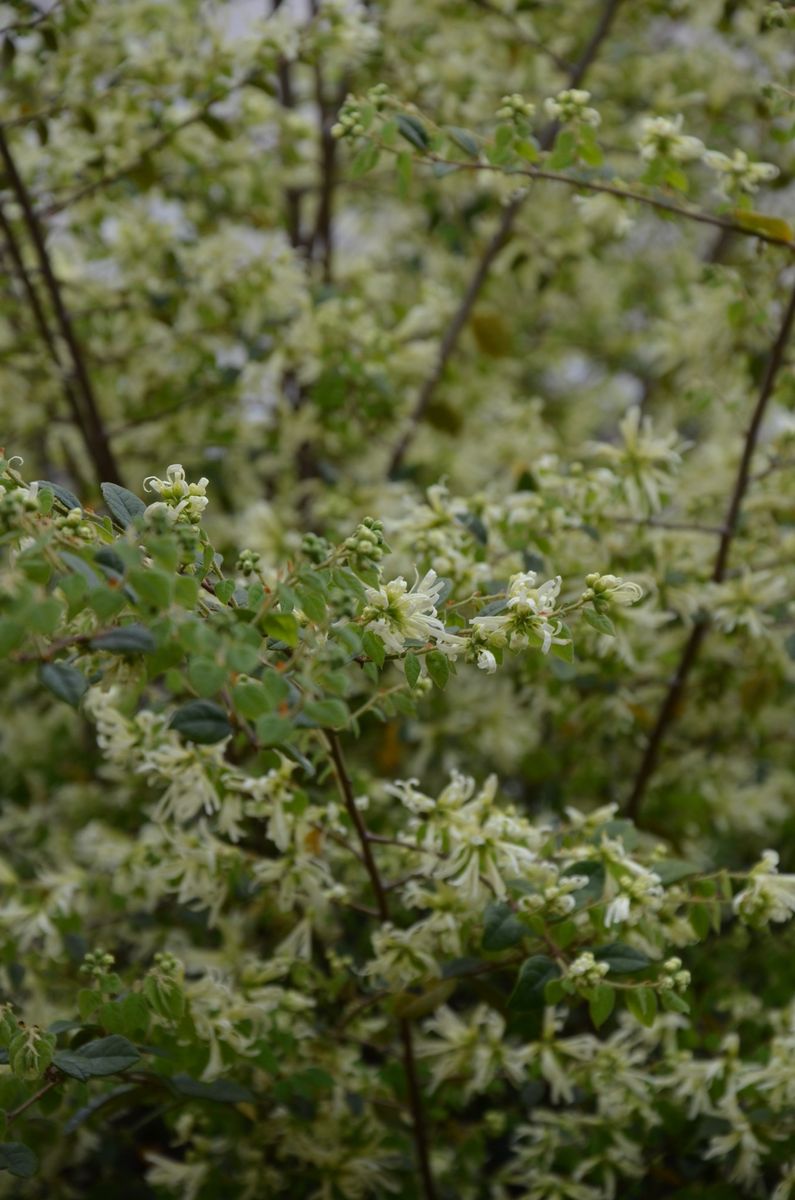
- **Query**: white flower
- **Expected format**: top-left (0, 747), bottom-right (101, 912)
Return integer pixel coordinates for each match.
top-left (476, 649), bottom-right (497, 673)
top-left (361, 568), bottom-right (464, 657)
top-left (544, 88), bottom-right (600, 127)
top-left (471, 571), bottom-right (568, 655)
top-left (703, 148), bottom-right (779, 195)
top-left (734, 850), bottom-right (795, 926)
top-left (143, 463), bottom-right (209, 523)
top-left (637, 115), bottom-right (704, 163)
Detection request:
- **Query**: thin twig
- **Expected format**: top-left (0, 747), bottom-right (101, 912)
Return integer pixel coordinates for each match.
top-left (324, 730), bottom-right (437, 1200)
top-left (0, 128), bottom-right (122, 484)
top-left (626, 277), bottom-right (795, 820)
top-left (422, 157), bottom-right (795, 253)
top-left (5, 1076), bottom-right (60, 1126)
top-left (387, 0), bottom-right (626, 476)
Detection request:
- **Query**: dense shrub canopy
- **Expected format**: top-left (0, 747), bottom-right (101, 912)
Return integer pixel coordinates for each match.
top-left (0, 0), bottom-right (794, 1196)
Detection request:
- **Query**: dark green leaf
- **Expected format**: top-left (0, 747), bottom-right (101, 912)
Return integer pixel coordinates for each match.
top-left (594, 943), bottom-right (651, 974)
top-left (53, 1035), bottom-right (140, 1081)
top-left (171, 1074), bottom-right (254, 1104)
top-left (39, 662), bottom-right (89, 708)
top-left (100, 482), bottom-right (146, 528)
top-left (0, 1143), bottom-right (38, 1178)
top-left (396, 113), bottom-right (430, 151)
top-left (482, 902), bottom-right (526, 951)
top-left (446, 126), bottom-right (480, 158)
top-left (91, 625), bottom-right (156, 654)
top-left (170, 700), bottom-right (232, 744)
top-left (509, 955), bottom-right (560, 1010)
top-left (35, 481), bottom-right (81, 511)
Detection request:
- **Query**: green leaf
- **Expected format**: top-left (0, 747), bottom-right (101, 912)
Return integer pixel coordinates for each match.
top-left (0, 1143), bottom-right (38, 1179)
top-left (625, 987), bottom-right (658, 1027)
top-left (232, 679), bottom-right (274, 719)
top-left (99, 994), bottom-right (150, 1037)
top-left (426, 650), bottom-right (450, 690)
top-left (174, 575), bottom-right (200, 608)
top-left (129, 567), bottom-right (173, 611)
top-left (39, 662), bottom-right (88, 707)
top-left (654, 858), bottom-right (702, 886)
top-left (100, 482), bottom-right (146, 528)
top-left (362, 630), bottom-right (386, 668)
top-left (171, 1074), bottom-right (254, 1104)
top-left (660, 990), bottom-right (690, 1014)
top-left (396, 113), bottom-right (430, 151)
top-left (509, 955), bottom-right (560, 1010)
top-left (302, 698), bottom-right (349, 729)
top-left (549, 129), bottom-right (577, 169)
top-left (53, 1034), bottom-right (140, 1081)
top-left (29, 596), bottom-right (63, 635)
top-left (255, 714), bottom-right (293, 746)
top-left (170, 700), bottom-right (232, 744)
top-left (0, 619), bottom-right (24, 655)
top-left (142, 973), bottom-right (185, 1022)
top-left (296, 586), bottom-right (326, 624)
top-left (482, 902), bottom-right (526, 951)
top-left (583, 608), bottom-right (616, 637)
top-left (446, 126), bottom-right (479, 158)
top-left (594, 943), bottom-right (651, 974)
top-left (78, 988), bottom-right (101, 1020)
top-left (404, 651), bottom-right (421, 688)
top-left (188, 657), bottom-right (226, 697)
top-left (350, 142), bottom-right (380, 177)
top-left (35, 481), bottom-right (81, 511)
top-left (90, 625), bottom-right (156, 654)
top-left (588, 984), bottom-right (615, 1029)
top-left (263, 612), bottom-right (299, 647)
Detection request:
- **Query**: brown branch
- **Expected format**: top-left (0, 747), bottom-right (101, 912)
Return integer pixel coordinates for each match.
top-left (0, 128), bottom-right (122, 485)
top-left (387, 0), bottom-right (625, 476)
top-left (324, 730), bottom-right (437, 1200)
top-left (626, 277), bottom-right (795, 821)
top-left (420, 158), bottom-right (795, 253)
top-left (0, 196), bottom-right (104, 488)
top-left (5, 1075), bottom-right (60, 1126)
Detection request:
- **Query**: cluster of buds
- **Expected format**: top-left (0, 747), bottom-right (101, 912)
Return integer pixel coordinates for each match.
top-left (236, 548), bottom-right (261, 577)
top-left (544, 88), bottom-right (600, 127)
top-left (565, 951), bottom-right (610, 992)
top-left (637, 114), bottom-right (704, 163)
top-left (517, 874), bottom-right (589, 919)
top-left (703, 148), bottom-right (779, 195)
top-left (583, 572), bottom-right (643, 606)
top-left (80, 947), bottom-right (116, 982)
top-left (331, 95), bottom-right (365, 140)
top-left (302, 531), bottom-right (332, 563)
top-left (605, 872), bottom-right (664, 927)
top-left (658, 956), bottom-right (691, 993)
top-left (143, 463), bottom-right (209, 524)
top-left (54, 505), bottom-right (94, 540)
top-left (367, 82), bottom-right (391, 111)
top-left (496, 93), bottom-right (535, 124)
top-left (0, 482), bottom-right (39, 522)
top-left (344, 516), bottom-right (387, 569)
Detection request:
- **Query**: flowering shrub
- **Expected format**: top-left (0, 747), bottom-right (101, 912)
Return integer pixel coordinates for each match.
top-left (0, 1), bottom-right (794, 1197)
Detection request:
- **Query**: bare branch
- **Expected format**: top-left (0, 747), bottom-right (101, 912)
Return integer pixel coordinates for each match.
top-left (387, 0), bottom-right (626, 476)
top-left (626, 277), bottom-right (795, 820)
